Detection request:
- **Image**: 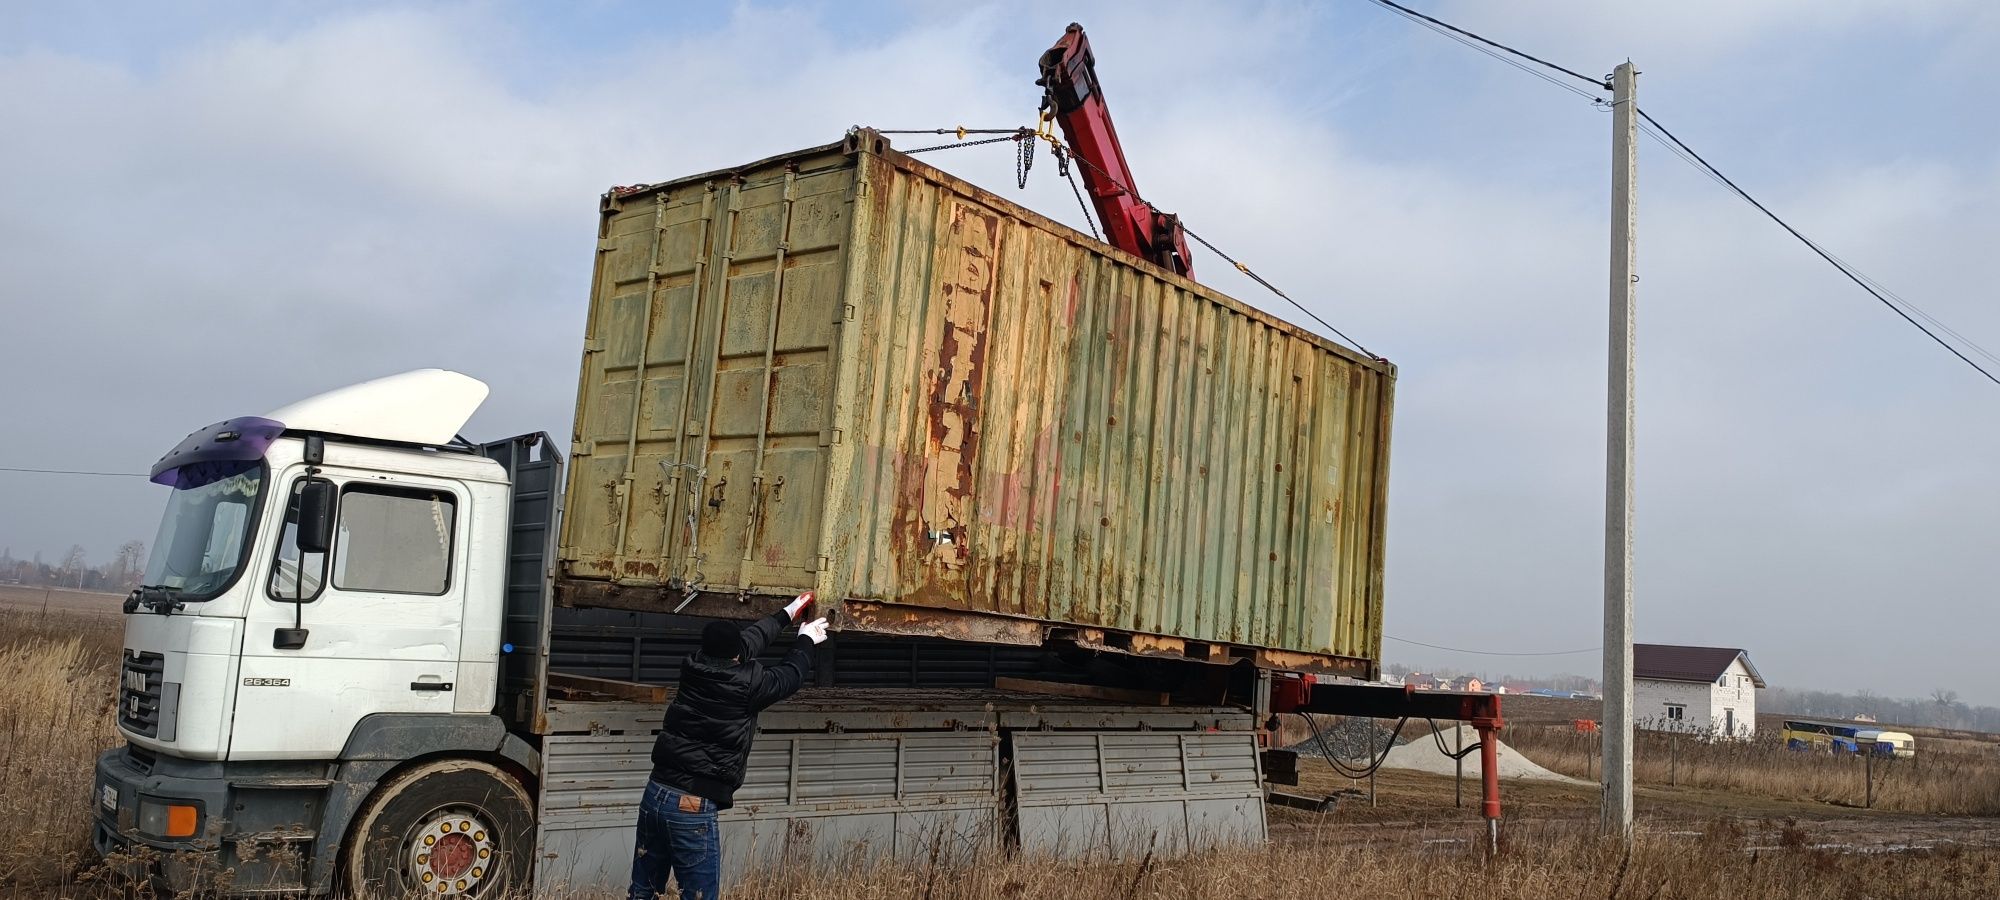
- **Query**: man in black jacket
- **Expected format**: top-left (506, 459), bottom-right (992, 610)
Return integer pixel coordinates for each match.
top-left (628, 593), bottom-right (828, 900)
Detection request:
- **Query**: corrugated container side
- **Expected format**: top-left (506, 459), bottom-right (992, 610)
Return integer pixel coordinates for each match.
top-left (559, 133), bottom-right (1392, 670)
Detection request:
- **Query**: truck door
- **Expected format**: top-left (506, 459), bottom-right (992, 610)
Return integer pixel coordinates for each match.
top-left (233, 467), bottom-right (469, 760)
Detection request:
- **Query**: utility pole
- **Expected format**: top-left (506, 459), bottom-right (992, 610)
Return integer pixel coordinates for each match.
top-left (1602, 59), bottom-right (1638, 839)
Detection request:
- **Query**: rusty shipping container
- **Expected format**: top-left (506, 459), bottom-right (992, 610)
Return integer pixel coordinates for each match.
top-left (558, 130), bottom-right (1394, 676)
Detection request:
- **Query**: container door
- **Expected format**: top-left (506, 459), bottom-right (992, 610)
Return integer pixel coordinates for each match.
top-left (1010, 730), bottom-right (1266, 858)
top-left (566, 161), bottom-right (856, 597)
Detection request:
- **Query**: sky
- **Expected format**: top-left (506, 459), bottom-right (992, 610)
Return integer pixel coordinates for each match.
top-left (1, 1), bottom-right (1995, 704)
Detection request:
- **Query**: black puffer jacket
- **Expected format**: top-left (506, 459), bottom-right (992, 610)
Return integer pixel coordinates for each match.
top-left (649, 611), bottom-right (812, 808)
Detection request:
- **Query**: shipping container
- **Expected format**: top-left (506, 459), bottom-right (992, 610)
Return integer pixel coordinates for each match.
top-left (558, 129), bottom-right (1393, 676)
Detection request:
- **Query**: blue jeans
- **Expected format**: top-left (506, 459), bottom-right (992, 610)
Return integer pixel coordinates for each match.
top-left (628, 780), bottom-right (721, 900)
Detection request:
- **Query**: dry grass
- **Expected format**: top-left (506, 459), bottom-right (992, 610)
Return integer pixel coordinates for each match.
top-left (720, 823), bottom-right (2000, 900)
top-left (1506, 724), bottom-right (2000, 815)
top-left (0, 610), bottom-right (122, 889)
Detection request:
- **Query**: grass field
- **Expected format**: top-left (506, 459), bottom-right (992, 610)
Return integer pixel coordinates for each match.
top-left (1495, 693), bottom-right (2000, 816)
top-left (4, 603), bottom-right (2000, 897)
top-left (0, 608), bottom-right (121, 891)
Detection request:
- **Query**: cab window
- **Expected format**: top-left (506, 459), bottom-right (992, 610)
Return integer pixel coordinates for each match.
top-left (331, 485), bottom-right (457, 595)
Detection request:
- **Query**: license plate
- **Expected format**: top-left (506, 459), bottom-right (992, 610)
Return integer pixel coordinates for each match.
top-left (100, 784), bottom-right (116, 812)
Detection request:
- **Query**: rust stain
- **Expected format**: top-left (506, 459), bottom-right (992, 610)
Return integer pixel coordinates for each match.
top-left (899, 201), bottom-right (1000, 579)
top-left (837, 599), bottom-right (1042, 646)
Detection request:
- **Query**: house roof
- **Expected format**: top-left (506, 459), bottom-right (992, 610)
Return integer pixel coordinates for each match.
top-left (1633, 644), bottom-right (1765, 688)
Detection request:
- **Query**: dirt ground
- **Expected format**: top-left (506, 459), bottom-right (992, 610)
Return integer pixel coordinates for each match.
top-left (1273, 758), bottom-right (2000, 854)
top-left (0, 585), bottom-right (124, 618)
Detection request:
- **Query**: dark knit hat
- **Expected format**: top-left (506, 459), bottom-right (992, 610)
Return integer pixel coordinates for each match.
top-left (701, 620), bottom-right (744, 659)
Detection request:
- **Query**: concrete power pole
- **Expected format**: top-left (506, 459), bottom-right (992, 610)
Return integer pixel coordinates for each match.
top-left (1602, 60), bottom-right (1638, 839)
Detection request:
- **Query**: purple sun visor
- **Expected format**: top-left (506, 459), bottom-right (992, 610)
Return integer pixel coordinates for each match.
top-left (150, 416), bottom-right (286, 488)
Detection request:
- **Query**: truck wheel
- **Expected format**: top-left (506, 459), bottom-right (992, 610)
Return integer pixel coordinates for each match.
top-left (342, 759), bottom-right (534, 899)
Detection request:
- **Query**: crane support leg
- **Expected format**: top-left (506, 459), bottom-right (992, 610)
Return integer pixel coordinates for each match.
top-left (1271, 679), bottom-right (1506, 854)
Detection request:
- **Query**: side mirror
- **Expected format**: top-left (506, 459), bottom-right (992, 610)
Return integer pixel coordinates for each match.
top-left (296, 478), bottom-right (336, 554)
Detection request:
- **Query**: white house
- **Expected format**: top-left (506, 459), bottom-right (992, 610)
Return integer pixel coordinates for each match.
top-left (1632, 644), bottom-right (1764, 739)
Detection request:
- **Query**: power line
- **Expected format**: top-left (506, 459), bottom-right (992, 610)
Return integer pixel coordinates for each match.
top-left (0, 466), bottom-right (147, 478)
top-left (1363, 0), bottom-right (2000, 388)
top-left (1386, 634), bottom-right (1601, 657)
top-left (1361, 0), bottom-right (1608, 94)
top-left (1634, 108), bottom-right (2000, 387)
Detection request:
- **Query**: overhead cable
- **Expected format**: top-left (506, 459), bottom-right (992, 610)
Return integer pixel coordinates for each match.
top-left (0, 466), bottom-right (147, 478)
top-left (1361, 0), bottom-right (1608, 95)
top-left (1634, 109), bottom-right (2000, 387)
top-left (1386, 634), bottom-right (1601, 657)
top-left (1365, 0), bottom-right (2000, 388)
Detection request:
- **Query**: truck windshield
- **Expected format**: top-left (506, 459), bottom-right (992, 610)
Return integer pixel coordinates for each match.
top-left (141, 460), bottom-right (265, 601)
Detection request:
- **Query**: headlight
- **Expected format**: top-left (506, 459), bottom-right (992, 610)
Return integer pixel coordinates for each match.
top-left (137, 798), bottom-right (201, 838)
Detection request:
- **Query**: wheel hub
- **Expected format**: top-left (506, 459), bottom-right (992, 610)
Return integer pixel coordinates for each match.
top-left (431, 832), bottom-right (475, 879)
top-left (407, 810), bottom-right (497, 896)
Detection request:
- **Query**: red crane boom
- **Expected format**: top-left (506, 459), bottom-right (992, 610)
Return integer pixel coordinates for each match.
top-left (1037, 23), bottom-right (1195, 279)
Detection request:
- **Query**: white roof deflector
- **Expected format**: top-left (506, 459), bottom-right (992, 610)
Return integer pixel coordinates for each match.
top-left (265, 369), bottom-right (489, 446)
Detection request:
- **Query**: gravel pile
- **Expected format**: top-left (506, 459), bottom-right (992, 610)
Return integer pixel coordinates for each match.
top-left (1286, 715), bottom-right (1408, 760)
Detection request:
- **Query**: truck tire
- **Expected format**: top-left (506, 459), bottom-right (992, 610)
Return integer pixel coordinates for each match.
top-left (341, 759), bottom-right (534, 899)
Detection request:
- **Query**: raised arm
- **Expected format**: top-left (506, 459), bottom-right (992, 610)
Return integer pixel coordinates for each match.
top-left (748, 616), bottom-right (830, 713)
top-left (735, 610), bottom-right (789, 661)
top-left (739, 591), bottom-right (818, 660)
top-left (747, 642), bottom-right (813, 713)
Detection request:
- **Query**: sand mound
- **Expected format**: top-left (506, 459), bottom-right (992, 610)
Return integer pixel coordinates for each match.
top-left (1378, 724), bottom-right (1589, 785)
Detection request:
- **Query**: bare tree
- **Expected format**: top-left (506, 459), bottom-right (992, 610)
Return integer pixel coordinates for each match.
top-left (60, 544), bottom-right (88, 588)
top-left (1931, 688), bottom-right (1961, 728)
top-left (109, 540), bottom-right (147, 590)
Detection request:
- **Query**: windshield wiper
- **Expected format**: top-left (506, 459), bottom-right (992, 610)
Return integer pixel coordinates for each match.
top-left (125, 584), bottom-right (184, 615)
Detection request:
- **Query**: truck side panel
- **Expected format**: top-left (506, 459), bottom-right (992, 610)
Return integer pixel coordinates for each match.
top-left (1011, 730), bottom-right (1266, 856)
top-left (531, 705), bottom-right (1260, 894)
top-left (535, 731), bottom-right (999, 892)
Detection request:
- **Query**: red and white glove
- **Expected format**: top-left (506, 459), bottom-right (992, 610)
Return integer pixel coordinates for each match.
top-left (784, 591), bottom-right (816, 622)
top-left (798, 617), bottom-right (830, 645)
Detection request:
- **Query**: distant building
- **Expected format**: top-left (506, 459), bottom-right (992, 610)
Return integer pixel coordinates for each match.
top-left (1458, 677), bottom-right (1485, 693)
top-left (1405, 672), bottom-right (1441, 690)
top-left (1633, 644), bottom-right (1764, 739)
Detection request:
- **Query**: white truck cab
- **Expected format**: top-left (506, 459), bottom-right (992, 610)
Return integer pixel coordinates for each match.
top-left (96, 371), bottom-right (548, 896)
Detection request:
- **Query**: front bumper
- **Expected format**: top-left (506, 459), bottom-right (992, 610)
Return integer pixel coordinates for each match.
top-left (93, 744), bottom-right (331, 895)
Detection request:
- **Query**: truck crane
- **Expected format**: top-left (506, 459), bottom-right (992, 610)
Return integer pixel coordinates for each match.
top-left (1037, 23), bottom-right (1197, 278)
top-left (85, 26), bottom-right (1505, 899)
